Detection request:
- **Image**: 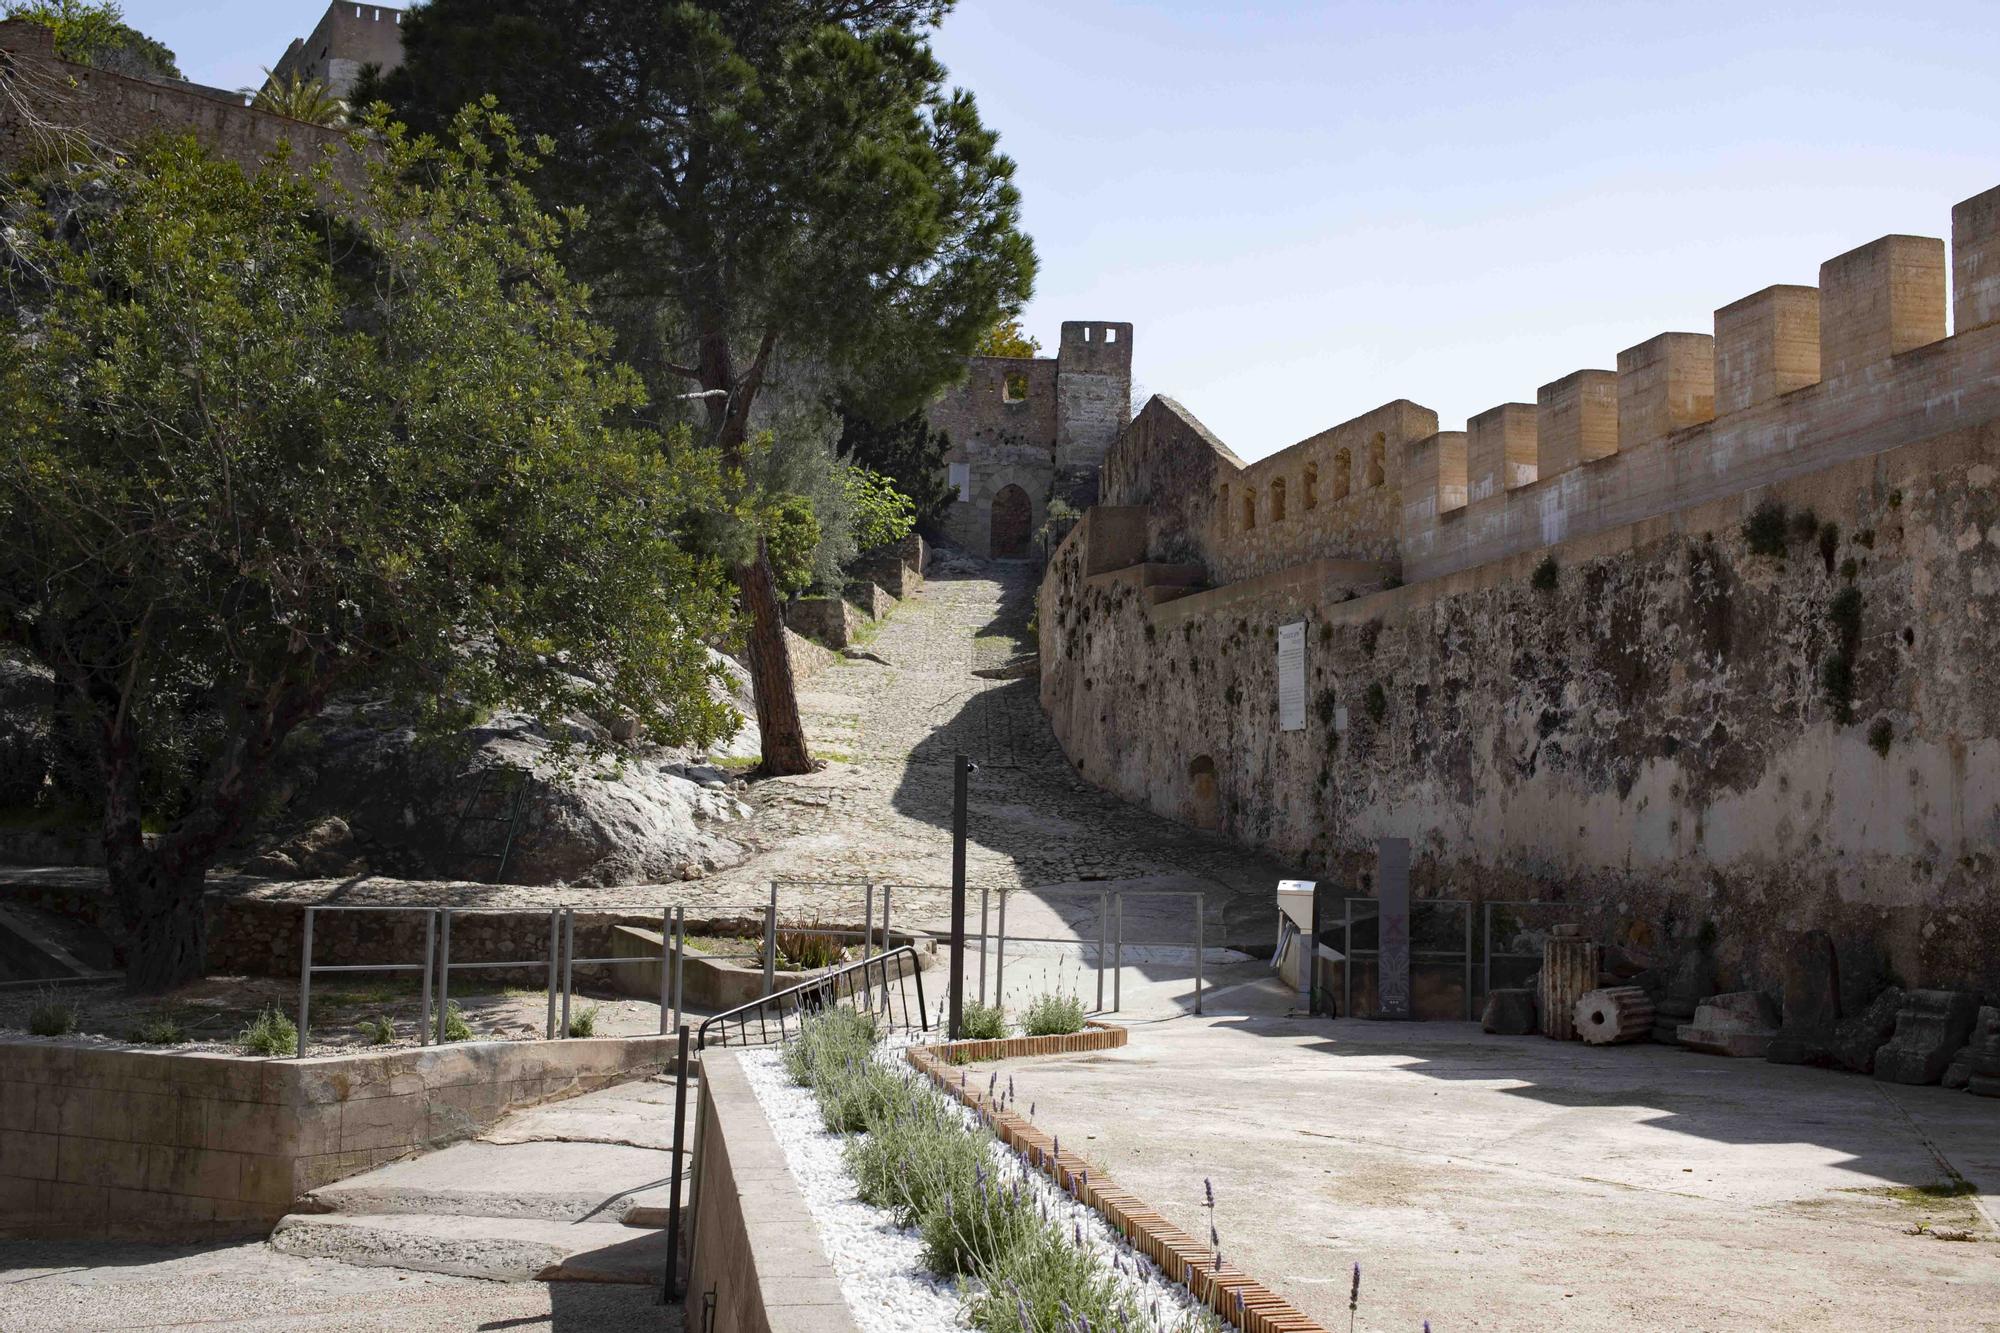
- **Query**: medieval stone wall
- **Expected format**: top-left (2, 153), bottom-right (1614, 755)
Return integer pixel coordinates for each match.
top-left (0, 21), bottom-right (350, 181)
top-left (927, 322), bottom-right (1132, 558)
top-left (1041, 181), bottom-right (2000, 999)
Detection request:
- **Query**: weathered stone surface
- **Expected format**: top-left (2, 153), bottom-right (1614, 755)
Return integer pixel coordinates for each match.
top-left (1828, 986), bottom-right (1906, 1074)
top-left (1768, 929), bottom-right (1843, 1065)
top-left (1873, 989), bottom-right (1983, 1085)
top-left (1941, 1006), bottom-right (1997, 1089)
top-left (1575, 986), bottom-right (1655, 1045)
top-left (1966, 1007), bottom-right (2000, 1097)
top-left (1678, 991), bottom-right (1780, 1058)
top-left (0, 658), bottom-right (51, 808)
top-left (1540, 935), bottom-right (1600, 1042)
top-left (1481, 987), bottom-right (1537, 1036)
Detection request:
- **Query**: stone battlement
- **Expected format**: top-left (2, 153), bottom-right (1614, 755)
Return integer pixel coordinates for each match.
top-left (1103, 181), bottom-right (2000, 591)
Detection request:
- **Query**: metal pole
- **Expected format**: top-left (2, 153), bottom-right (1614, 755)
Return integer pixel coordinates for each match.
top-left (296, 908), bottom-right (314, 1060)
top-left (672, 905), bottom-right (685, 1036)
top-left (562, 909), bottom-right (574, 1039)
top-left (1112, 892), bottom-right (1123, 1013)
top-left (762, 885), bottom-right (777, 998)
top-left (420, 909), bottom-right (436, 1047)
top-left (436, 908), bottom-right (452, 1046)
top-left (949, 754), bottom-right (970, 1039)
top-left (1464, 902), bottom-right (1474, 1021)
top-left (880, 886), bottom-right (892, 1015)
top-left (663, 1023), bottom-right (691, 1302)
top-left (862, 884), bottom-right (875, 1014)
top-left (995, 889), bottom-right (1007, 1014)
top-left (1343, 900), bottom-right (1353, 1019)
top-left (1482, 902), bottom-right (1492, 1005)
top-left (660, 906), bottom-right (672, 1036)
top-left (978, 885), bottom-right (990, 1007)
top-left (1095, 891), bottom-right (1107, 1013)
top-left (1194, 893), bottom-right (1205, 1016)
top-left (545, 908), bottom-right (558, 1041)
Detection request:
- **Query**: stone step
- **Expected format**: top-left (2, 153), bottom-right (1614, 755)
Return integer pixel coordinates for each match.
top-left (304, 1140), bottom-right (678, 1224)
top-left (270, 1212), bottom-right (672, 1284)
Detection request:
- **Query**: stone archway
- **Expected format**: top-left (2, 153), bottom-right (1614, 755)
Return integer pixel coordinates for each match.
top-left (1186, 755), bottom-right (1221, 831)
top-left (990, 483), bottom-right (1032, 558)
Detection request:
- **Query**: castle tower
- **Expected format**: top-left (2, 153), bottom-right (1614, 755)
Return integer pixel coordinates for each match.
top-left (1055, 321), bottom-right (1134, 470)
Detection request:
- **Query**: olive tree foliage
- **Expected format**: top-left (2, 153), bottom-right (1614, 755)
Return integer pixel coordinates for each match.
top-left (361, 0), bottom-right (1037, 775)
top-left (0, 109), bottom-right (737, 991)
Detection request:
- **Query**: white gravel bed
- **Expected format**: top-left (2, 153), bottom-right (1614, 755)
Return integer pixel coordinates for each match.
top-left (741, 1041), bottom-right (1226, 1333)
top-left (740, 1046), bottom-right (969, 1332)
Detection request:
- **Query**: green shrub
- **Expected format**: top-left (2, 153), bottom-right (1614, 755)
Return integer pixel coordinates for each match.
top-left (359, 1015), bottom-right (395, 1046)
top-left (959, 1000), bottom-right (1008, 1041)
top-left (1021, 991), bottom-right (1086, 1037)
top-left (963, 1214), bottom-right (1141, 1332)
top-left (1744, 499), bottom-right (1788, 556)
top-left (567, 1004), bottom-right (600, 1038)
top-left (28, 988), bottom-right (78, 1037)
top-left (781, 1004), bottom-right (879, 1086)
top-left (130, 1013), bottom-right (188, 1045)
top-left (1530, 555), bottom-right (1559, 592)
top-left (441, 1001), bottom-right (473, 1043)
top-left (776, 921), bottom-right (845, 971)
top-left (239, 1006), bottom-right (298, 1057)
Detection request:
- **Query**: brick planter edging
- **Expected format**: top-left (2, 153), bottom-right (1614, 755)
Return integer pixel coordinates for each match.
top-left (905, 1024), bottom-right (1332, 1333)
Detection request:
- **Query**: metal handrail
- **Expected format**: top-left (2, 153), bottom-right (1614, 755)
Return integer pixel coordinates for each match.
top-left (696, 945), bottom-right (928, 1050)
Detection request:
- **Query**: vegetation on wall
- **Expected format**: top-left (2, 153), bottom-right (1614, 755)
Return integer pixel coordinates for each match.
top-left (251, 71), bottom-right (344, 127)
top-left (3, 0), bottom-right (180, 79)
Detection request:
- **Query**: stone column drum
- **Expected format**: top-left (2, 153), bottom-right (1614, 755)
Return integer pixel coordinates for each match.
top-left (1540, 928), bottom-right (1600, 1042)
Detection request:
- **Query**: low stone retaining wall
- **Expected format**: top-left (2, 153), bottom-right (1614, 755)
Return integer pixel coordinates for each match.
top-left (784, 596), bottom-right (861, 650)
top-left (844, 581), bottom-right (894, 621)
top-left (909, 1025), bottom-right (1334, 1333)
top-left (0, 1032), bottom-right (679, 1241)
top-left (685, 1050), bottom-right (858, 1333)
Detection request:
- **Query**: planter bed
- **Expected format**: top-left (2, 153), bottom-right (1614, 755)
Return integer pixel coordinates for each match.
top-left (737, 1022), bottom-right (1227, 1333)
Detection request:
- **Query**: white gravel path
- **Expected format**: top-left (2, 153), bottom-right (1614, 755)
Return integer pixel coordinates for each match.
top-left (741, 1043), bottom-right (1226, 1333)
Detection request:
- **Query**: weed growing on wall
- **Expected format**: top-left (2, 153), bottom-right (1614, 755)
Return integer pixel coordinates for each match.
top-left (239, 1006), bottom-right (298, 1057)
top-left (1365, 682), bottom-right (1389, 724)
top-left (1744, 499), bottom-right (1789, 557)
top-left (28, 987), bottom-right (78, 1037)
top-left (1868, 718), bottom-right (1895, 757)
top-left (1531, 556), bottom-right (1560, 592)
top-left (1822, 586), bottom-right (1865, 723)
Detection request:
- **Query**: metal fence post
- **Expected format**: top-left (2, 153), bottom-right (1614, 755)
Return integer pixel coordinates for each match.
top-left (562, 909), bottom-right (575, 1039)
top-left (296, 907), bottom-right (314, 1060)
top-left (545, 908), bottom-right (559, 1041)
top-left (1095, 891), bottom-right (1108, 1013)
top-left (663, 1023), bottom-right (691, 1302)
top-left (978, 885), bottom-right (989, 1007)
top-left (880, 886), bottom-right (893, 1014)
top-left (1194, 893), bottom-right (1205, 1016)
top-left (994, 889), bottom-right (1006, 1014)
top-left (436, 907), bottom-right (453, 1046)
top-left (420, 909), bottom-right (436, 1047)
top-left (1112, 893), bottom-right (1123, 1013)
top-left (659, 905), bottom-right (672, 1036)
top-left (861, 885), bottom-right (875, 1013)
top-left (1482, 902), bottom-right (1492, 1002)
top-left (1343, 899), bottom-right (1353, 1019)
top-left (672, 905), bottom-right (686, 1035)
top-left (762, 885), bottom-right (778, 998)
top-left (1464, 903), bottom-right (1475, 1021)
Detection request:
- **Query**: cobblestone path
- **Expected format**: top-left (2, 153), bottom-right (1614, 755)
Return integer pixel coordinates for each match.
top-left (712, 553), bottom-right (1295, 949)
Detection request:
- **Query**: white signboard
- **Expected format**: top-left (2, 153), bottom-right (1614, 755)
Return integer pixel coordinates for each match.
top-left (1277, 621), bottom-right (1307, 732)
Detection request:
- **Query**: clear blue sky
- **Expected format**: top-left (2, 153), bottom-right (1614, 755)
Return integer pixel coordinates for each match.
top-left (125, 0), bottom-right (2000, 459)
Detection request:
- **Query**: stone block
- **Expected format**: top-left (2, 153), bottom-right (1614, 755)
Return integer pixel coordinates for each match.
top-left (1481, 987), bottom-right (1537, 1036)
top-left (1677, 991), bottom-right (1779, 1058)
top-left (1873, 989), bottom-right (1982, 1085)
top-left (1714, 285), bottom-right (1820, 414)
top-left (1829, 985), bottom-right (1905, 1074)
top-left (1952, 183), bottom-right (2000, 334)
top-left (1942, 1006), bottom-right (1996, 1089)
top-left (1965, 1007), bottom-right (2000, 1097)
top-left (1767, 928), bottom-right (1842, 1066)
top-left (1819, 234), bottom-right (1947, 380)
top-left (1467, 404), bottom-right (1538, 504)
top-left (1535, 370), bottom-right (1618, 477)
top-left (1616, 332), bottom-right (1715, 447)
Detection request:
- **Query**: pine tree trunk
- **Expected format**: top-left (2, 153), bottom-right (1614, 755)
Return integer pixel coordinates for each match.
top-left (738, 541), bottom-right (813, 776)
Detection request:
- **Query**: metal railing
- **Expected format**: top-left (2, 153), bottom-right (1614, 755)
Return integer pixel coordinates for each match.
top-left (294, 903), bottom-right (688, 1057)
top-left (976, 886), bottom-right (1209, 1016)
top-left (695, 945), bottom-right (928, 1050)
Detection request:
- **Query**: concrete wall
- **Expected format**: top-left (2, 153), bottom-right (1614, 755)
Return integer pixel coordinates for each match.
top-left (0, 1032), bottom-right (680, 1240)
top-left (685, 1051), bottom-right (857, 1333)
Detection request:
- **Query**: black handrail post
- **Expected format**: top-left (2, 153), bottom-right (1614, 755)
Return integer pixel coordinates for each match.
top-left (949, 753), bottom-right (971, 1040)
top-left (663, 1023), bottom-right (691, 1303)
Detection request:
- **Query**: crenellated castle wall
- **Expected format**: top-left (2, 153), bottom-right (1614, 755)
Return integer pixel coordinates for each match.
top-left (1040, 181), bottom-right (2000, 999)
